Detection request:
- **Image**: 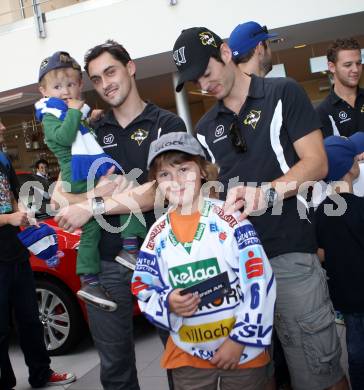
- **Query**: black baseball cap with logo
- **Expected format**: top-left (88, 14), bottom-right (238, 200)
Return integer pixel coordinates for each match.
top-left (172, 27), bottom-right (223, 92)
top-left (38, 51), bottom-right (81, 82)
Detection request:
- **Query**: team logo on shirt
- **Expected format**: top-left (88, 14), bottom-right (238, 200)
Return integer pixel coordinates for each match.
top-left (131, 128), bottom-right (149, 145)
top-left (243, 110), bottom-right (261, 129)
top-left (339, 111), bottom-right (347, 120)
top-left (361, 104), bottom-right (364, 113)
top-left (199, 32), bottom-right (218, 47)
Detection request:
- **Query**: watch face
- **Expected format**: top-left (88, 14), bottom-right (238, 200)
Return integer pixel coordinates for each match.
top-left (92, 197), bottom-right (105, 215)
top-left (266, 188), bottom-right (277, 208)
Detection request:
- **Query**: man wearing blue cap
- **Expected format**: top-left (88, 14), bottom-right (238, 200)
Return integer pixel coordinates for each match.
top-left (172, 27), bottom-right (348, 390)
top-left (0, 121), bottom-right (76, 389)
top-left (316, 132), bottom-right (364, 390)
top-left (228, 21), bottom-right (277, 77)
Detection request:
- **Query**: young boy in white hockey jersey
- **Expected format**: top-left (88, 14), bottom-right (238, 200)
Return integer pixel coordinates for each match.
top-left (132, 132), bottom-right (276, 390)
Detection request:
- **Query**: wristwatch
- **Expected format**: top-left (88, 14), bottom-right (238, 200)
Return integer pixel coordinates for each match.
top-left (263, 187), bottom-right (278, 208)
top-left (92, 197), bottom-right (105, 216)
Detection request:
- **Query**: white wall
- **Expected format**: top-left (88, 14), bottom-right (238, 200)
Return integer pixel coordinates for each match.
top-left (1, 0), bottom-right (364, 93)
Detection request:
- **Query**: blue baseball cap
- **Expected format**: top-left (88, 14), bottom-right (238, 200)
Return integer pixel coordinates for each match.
top-left (38, 51), bottom-right (81, 82)
top-left (229, 21), bottom-right (277, 59)
top-left (324, 132), bottom-right (364, 181)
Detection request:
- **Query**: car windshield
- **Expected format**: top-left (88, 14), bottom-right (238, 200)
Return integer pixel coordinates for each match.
top-left (17, 173), bottom-right (52, 218)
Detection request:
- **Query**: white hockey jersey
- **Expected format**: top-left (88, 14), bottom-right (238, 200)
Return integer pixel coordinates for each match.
top-left (132, 198), bottom-right (276, 365)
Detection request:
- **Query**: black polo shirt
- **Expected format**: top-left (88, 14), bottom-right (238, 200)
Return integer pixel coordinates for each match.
top-left (316, 87), bottom-right (364, 137)
top-left (94, 102), bottom-right (187, 261)
top-left (196, 75), bottom-right (321, 259)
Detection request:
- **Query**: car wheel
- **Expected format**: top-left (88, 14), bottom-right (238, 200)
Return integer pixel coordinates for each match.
top-left (35, 278), bottom-right (85, 356)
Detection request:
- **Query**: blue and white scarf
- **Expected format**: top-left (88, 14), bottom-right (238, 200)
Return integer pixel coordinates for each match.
top-left (18, 223), bottom-right (59, 267)
top-left (35, 97), bottom-right (120, 181)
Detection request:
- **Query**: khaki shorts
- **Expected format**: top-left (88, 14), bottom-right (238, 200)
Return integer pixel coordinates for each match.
top-left (271, 253), bottom-right (344, 390)
top-left (172, 365), bottom-right (267, 390)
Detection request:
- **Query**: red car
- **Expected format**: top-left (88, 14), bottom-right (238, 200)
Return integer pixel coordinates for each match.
top-left (17, 172), bottom-right (139, 356)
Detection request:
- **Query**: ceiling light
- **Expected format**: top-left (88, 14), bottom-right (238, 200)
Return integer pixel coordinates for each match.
top-left (188, 90), bottom-right (214, 97)
top-left (0, 92), bottom-right (39, 112)
top-left (294, 44), bottom-right (307, 49)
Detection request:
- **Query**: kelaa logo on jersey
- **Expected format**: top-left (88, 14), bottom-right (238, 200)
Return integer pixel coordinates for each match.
top-left (169, 258), bottom-right (220, 288)
top-left (243, 110), bottom-right (261, 129)
top-left (131, 128), bottom-right (148, 145)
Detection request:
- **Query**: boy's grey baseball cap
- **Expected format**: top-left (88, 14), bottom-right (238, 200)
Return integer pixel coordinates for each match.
top-left (147, 132), bottom-right (206, 169)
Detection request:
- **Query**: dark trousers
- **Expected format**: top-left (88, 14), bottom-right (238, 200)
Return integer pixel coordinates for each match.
top-left (343, 313), bottom-right (364, 390)
top-left (0, 258), bottom-right (51, 389)
top-left (86, 261), bottom-right (139, 390)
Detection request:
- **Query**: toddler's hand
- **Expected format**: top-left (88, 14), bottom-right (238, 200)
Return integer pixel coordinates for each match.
top-left (90, 109), bottom-right (104, 122)
top-left (67, 98), bottom-right (84, 111)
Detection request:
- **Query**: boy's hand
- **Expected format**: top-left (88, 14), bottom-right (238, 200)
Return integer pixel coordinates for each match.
top-left (90, 109), bottom-right (104, 122)
top-left (210, 338), bottom-right (245, 370)
top-left (357, 152), bottom-right (364, 162)
top-left (168, 289), bottom-right (200, 317)
top-left (67, 98), bottom-right (84, 111)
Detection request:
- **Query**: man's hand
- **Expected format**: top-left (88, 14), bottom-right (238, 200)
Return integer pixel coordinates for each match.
top-left (224, 185), bottom-right (266, 220)
top-left (7, 211), bottom-right (31, 227)
top-left (357, 152), bottom-right (364, 162)
top-left (210, 338), bottom-right (245, 370)
top-left (55, 202), bottom-right (92, 232)
top-left (168, 289), bottom-right (200, 317)
top-left (67, 98), bottom-right (84, 111)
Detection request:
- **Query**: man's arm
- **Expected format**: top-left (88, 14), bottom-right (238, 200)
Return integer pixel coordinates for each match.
top-left (55, 181), bottom-right (156, 232)
top-left (225, 130), bottom-right (328, 218)
top-left (51, 167), bottom-right (125, 209)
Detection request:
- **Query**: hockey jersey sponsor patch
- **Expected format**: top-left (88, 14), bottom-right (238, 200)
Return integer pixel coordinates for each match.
top-left (213, 205), bottom-right (238, 228)
top-left (168, 258), bottom-right (220, 288)
top-left (240, 246), bottom-right (265, 282)
top-left (235, 224), bottom-right (261, 249)
top-left (135, 251), bottom-right (160, 276)
top-left (146, 220), bottom-right (166, 250)
top-left (179, 317), bottom-right (235, 343)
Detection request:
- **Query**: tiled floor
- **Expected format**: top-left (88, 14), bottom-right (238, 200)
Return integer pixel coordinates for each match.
top-left (8, 321), bottom-right (349, 390)
top-left (9, 317), bottom-right (169, 390)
